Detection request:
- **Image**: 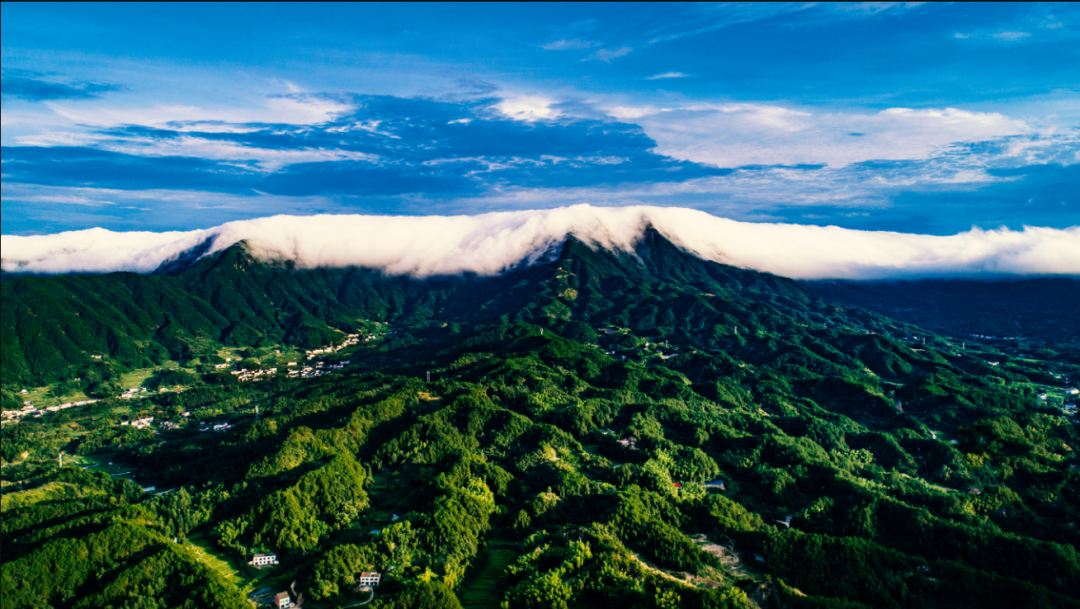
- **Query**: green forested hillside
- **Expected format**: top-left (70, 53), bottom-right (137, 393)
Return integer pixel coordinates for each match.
top-left (807, 277), bottom-right (1080, 350)
top-left (2, 236), bottom-right (1078, 608)
top-left (1, 231), bottom-right (926, 388)
top-left (7, 250), bottom-right (1073, 390)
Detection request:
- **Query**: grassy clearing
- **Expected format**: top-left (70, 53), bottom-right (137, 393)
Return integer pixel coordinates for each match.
top-left (118, 367), bottom-right (161, 391)
top-left (64, 453), bottom-right (102, 469)
top-left (0, 480), bottom-right (103, 511)
top-left (17, 385), bottom-right (91, 410)
top-left (461, 546), bottom-right (520, 608)
top-left (185, 530), bottom-right (256, 590)
top-left (76, 453), bottom-right (140, 478)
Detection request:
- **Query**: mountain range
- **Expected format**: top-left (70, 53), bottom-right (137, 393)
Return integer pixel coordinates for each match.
top-left (2, 226), bottom-right (1078, 609)
top-left (3, 229), bottom-right (1075, 388)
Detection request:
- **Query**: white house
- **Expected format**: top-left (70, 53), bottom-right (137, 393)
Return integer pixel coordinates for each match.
top-left (251, 553), bottom-right (278, 566)
top-left (125, 417), bottom-right (154, 429)
top-left (357, 572), bottom-right (382, 586)
top-left (273, 591), bottom-right (292, 608)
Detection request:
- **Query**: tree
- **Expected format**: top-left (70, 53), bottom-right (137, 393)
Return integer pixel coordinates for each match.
top-left (387, 580), bottom-right (463, 609)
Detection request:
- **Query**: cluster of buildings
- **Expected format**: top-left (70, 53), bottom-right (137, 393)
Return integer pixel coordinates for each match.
top-left (287, 360), bottom-right (349, 379)
top-left (120, 416), bottom-right (154, 429)
top-left (1062, 388), bottom-right (1078, 418)
top-left (250, 550), bottom-right (379, 607)
top-left (231, 368), bottom-right (278, 382)
top-left (120, 387), bottom-right (148, 399)
top-left (2, 398), bottom-right (100, 422)
top-left (968, 334), bottom-right (1022, 341)
top-left (265, 573), bottom-right (380, 607)
top-left (304, 333), bottom-right (367, 360)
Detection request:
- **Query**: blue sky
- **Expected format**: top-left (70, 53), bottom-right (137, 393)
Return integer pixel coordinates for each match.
top-left (2, 2), bottom-right (1077, 236)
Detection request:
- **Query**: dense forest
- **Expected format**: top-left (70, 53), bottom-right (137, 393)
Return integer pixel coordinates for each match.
top-left (2, 235), bottom-right (1078, 608)
top-left (807, 277), bottom-right (1080, 350)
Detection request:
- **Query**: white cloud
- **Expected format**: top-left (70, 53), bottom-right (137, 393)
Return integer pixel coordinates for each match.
top-left (949, 4), bottom-right (1077, 46)
top-left (2, 227), bottom-right (208, 274)
top-left (13, 131), bottom-right (380, 172)
top-left (325, 119), bottom-right (397, 138)
top-left (0, 183), bottom-right (345, 229)
top-left (588, 47), bottom-right (633, 62)
top-left (45, 94), bottom-right (350, 129)
top-left (613, 103), bottom-right (1033, 168)
top-left (606, 105), bottom-right (666, 120)
top-left (3, 205), bottom-right (1077, 279)
top-left (646, 72), bottom-right (688, 80)
top-left (646, 2), bottom-right (926, 45)
top-left (542, 39), bottom-right (599, 50)
top-left (495, 95), bottom-right (561, 122)
top-left (992, 31), bottom-right (1031, 41)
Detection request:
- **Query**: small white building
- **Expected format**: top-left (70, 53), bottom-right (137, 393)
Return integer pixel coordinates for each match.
top-left (357, 572), bottom-right (381, 586)
top-left (124, 417), bottom-right (154, 429)
top-left (273, 591), bottom-right (292, 608)
top-left (251, 553), bottom-right (278, 567)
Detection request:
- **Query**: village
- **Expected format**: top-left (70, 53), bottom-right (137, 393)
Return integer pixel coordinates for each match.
top-left (1, 326), bottom-right (385, 432)
top-left (1, 394), bottom-right (100, 421)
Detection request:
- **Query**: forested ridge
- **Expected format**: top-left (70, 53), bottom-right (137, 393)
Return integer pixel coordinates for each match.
top-left (2, 233), bottom-right (1078, 608)
top-left (807, 277), bottom-right (1080, 349)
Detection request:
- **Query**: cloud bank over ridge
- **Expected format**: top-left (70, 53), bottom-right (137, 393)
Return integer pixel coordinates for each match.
top-left (3, 206), bottom-right (1078, 281)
